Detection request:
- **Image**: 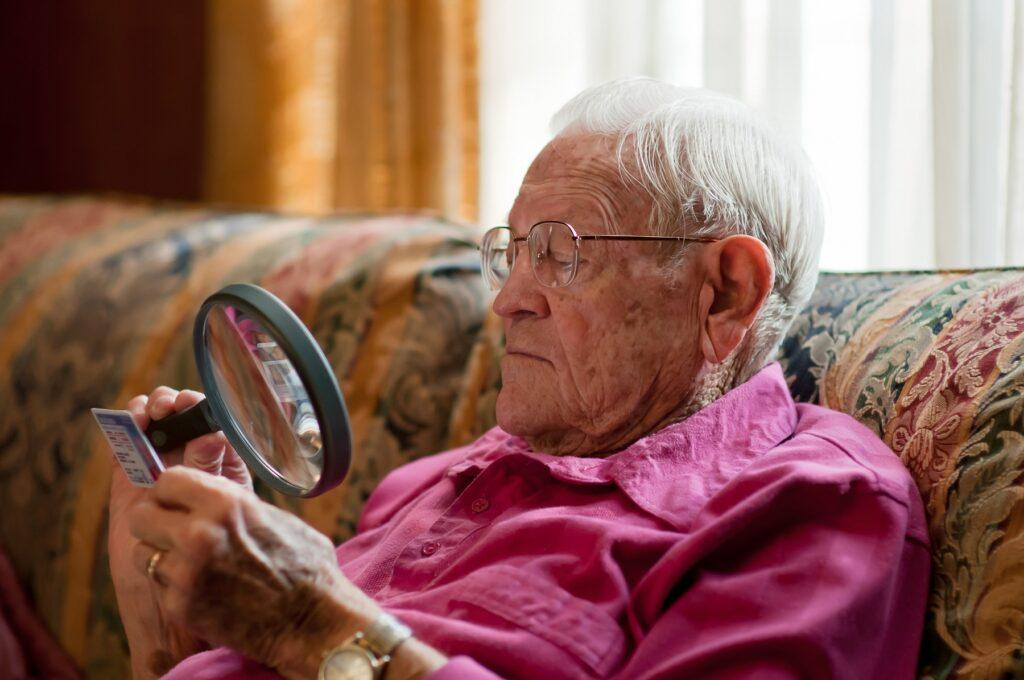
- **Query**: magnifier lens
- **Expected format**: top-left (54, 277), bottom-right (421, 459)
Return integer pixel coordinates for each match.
top-left (204, 303), bottom-right (323, 492)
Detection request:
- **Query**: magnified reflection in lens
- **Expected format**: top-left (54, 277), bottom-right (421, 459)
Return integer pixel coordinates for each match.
top-left (204, 304), bottom-right (323, 491)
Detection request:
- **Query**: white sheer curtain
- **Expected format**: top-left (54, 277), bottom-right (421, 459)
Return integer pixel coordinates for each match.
top-left (479, 0), bottom-right (1024, 271)
top-left (1009, 0), bottom-right (1024, 261)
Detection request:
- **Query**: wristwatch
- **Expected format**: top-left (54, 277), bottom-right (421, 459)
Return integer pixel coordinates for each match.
top-left (318, 612), bottom-right (413, 680)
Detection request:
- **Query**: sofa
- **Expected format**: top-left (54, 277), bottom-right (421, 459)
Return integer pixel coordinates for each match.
top-left (1, 195), bottom-right (1022, 679)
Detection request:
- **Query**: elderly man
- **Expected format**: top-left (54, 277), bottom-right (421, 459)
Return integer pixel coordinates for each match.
top-left (109, 79), bottom-right (929, 680)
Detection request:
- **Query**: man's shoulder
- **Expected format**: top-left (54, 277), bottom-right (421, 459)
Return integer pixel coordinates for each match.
top-left (787, 402), bottom-right (917, 501)
top-left (715, 401), bottom-right (928, 544)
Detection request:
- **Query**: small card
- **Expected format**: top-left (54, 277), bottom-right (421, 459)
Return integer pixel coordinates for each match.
top-left (91, 408), bottom-right (165, 487)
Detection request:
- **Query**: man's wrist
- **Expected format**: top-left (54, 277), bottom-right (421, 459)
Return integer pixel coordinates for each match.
top-left (276, 588), bottom-right (378, 679)
top-left (383, 636), bottom-right (447, 680)
top-left (279, 607), bottom-right (446, 680)
top-left (316, 612), bottom-right (412, 679)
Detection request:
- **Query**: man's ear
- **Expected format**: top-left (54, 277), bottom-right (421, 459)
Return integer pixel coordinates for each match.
top-left (697, 235), bottom-right (775, 364)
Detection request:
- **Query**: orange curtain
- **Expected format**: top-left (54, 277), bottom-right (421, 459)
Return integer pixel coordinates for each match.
top-left (204, 0), bottom-right (478, 223)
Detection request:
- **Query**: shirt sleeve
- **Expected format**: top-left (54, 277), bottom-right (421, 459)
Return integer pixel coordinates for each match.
top-left (610, 488), bottom-right (931, 680)
top-left (162, 650), bottom-right (504, 680)
top-left (160, 648), bottom-right (281, 679)
top-left (426, 656), bottom-right (504, 679)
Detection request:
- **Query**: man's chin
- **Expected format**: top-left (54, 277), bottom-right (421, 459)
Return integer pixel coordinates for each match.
top-left (495, 388), bottom-right (552, 437)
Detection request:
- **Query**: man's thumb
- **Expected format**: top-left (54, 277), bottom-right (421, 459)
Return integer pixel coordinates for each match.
top-left (182, 433), bottom-right (225, 476)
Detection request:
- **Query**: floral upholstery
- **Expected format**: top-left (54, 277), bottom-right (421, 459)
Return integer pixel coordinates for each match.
top-left (779, 270), bottom-right (1024, 679)
top-left (1, 196), bottom-right (1022, 678)
top-left (0, 196), bottom-right (501, 677)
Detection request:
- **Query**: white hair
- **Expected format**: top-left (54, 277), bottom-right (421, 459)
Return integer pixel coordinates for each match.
top-left (550, 78), bottom-right (824, 384)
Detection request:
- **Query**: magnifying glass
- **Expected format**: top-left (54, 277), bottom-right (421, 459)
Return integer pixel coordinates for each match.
top-left (143, 283), bottom-right (352, 498)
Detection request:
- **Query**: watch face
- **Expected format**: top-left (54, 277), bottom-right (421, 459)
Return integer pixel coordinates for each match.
top-left (322, 647), bottom-right (377, 680)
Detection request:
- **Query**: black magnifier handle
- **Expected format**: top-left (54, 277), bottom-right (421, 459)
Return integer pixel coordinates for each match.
top-left (143, 398), bottom-right (222, 453)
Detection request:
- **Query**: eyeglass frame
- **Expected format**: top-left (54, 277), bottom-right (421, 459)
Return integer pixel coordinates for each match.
top-left (481, 220), bottom-right (719, 290)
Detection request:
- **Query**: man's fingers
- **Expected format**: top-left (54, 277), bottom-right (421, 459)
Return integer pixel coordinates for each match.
top-left (130, 540), bottom-right (189, 591)
top-left (182, 433), bottom-right (226, 476)
top-left (153, 466), bottom-right (239, 512)
top-left (128, 500), bottom-right (186, 549)
top-left (130, 387), bottom-right (202, 427)
top-left (221, 446), bottom-right (254, 491)
top-left (174, 389), bottom-right (206, 412)
top-left (127, 394), bottom-right (150, 430)
top-left (131, 541), bottom-right (166, 582)
top-left (146, 386), bottom-right (180, 421)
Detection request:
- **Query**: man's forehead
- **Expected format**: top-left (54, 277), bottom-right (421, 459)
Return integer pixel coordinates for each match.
top-left (526, 134), bottom-right (619, 177)
top-left (510, 134), bottom-right (648, 229)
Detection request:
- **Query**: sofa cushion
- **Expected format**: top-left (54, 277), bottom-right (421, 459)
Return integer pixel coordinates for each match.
top-left (4, 196), bottom-right (1024, 679)
top-left (779, 270), bottom-right (1024, 679)
top-left (0, 196), bottom-right (501, 677)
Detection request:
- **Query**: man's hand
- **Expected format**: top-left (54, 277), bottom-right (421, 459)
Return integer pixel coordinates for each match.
top-left (107, 386), bottom-right (254, 678)
top-left (126, 466), bottom-right (382, 679)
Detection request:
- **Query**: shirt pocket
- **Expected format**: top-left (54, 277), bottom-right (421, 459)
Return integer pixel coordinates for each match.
top-left (449, 565), bottom-right (628, 678)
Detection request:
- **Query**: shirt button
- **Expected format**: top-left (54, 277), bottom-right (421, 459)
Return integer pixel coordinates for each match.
top-left (470, 497), bottom-right (490, 513)
top-left (421, 541), bottom-right (439, 556)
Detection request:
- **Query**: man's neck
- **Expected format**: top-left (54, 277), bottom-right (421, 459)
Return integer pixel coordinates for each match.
top-left (526, 359), bottom-right (738, 458)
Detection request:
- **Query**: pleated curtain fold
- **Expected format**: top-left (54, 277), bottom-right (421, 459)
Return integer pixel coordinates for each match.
top-left (480, 0), bottom-right (1024, 269)
top-left (204, 0), bottom-right (478, 223)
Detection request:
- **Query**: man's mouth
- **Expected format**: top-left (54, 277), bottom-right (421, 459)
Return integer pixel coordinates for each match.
top-left (504, 347), bottom-right (547, 362)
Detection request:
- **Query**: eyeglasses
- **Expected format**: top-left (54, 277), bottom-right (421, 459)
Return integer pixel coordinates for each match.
top-left (480, 221), bottom-right (718, 291)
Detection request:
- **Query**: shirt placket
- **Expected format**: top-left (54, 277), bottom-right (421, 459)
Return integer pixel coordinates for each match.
top-left (385, 455), bottom-right (545, 592)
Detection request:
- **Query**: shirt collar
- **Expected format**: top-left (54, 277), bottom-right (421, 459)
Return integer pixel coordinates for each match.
top-left (449, 363), bottom-right (798, 530)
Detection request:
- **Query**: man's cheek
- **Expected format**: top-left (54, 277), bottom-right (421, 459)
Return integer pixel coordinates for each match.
top-left (550, 302), bottom-right (592, 352)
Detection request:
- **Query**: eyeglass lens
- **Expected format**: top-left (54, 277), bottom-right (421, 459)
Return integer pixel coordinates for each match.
top-left (481, 226), bottom-right (512, 290)
top-left (481, 222), bottom-right (578, 291)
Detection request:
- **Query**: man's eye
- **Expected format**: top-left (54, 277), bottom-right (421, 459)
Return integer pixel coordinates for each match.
top-left (549, 249), bottom-right (574, 264)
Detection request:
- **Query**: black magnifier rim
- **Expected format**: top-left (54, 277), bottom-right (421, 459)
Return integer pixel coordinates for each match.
top-left (192, 283), bottom-right (352, 497)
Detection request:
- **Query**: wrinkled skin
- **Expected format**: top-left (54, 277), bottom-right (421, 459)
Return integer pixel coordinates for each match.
top-left (127, 466), bottom-right (371, 678)
top-left (108, 389), bottom-right (388, 679)
top-left (108, 132), bottom-right (773, 679)
top-left (496, 134), bottom-right (767, 455)
top-left (107, 388), bottom-right (250, 676)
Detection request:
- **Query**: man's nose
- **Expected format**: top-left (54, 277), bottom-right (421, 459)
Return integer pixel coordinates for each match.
top-left (492, 246), bottom-right (550, 320)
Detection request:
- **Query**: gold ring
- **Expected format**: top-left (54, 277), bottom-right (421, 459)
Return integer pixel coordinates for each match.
top-left (146, 549), bottom-right (165, 584)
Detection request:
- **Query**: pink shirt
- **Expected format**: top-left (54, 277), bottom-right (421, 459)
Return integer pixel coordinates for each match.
top-left (164, 363), bottom-right (930, 679)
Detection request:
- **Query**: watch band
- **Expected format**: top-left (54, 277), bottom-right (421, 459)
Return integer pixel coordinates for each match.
top-left (318, 612), bottom-right (413, 680)
top-left (361, 612), bottom-right (413, 658)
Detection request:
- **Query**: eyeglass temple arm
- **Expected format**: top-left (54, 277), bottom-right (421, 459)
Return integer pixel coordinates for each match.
top-left (576, 235), bottom-right (718, 243)
top-left (485, 234), bottom-right (717, 245)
